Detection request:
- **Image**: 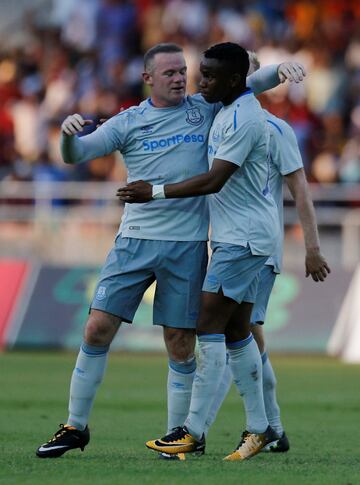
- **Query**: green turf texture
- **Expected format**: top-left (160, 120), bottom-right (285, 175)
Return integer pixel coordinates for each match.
top-left (0, 352), bottom-right (359, 485)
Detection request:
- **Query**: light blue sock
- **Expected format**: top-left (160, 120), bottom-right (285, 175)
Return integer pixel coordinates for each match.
top-left (167, 357), bottom-right (196, 433)
top-left (67, 342), bottom-right (109, 430)
top-left (184, 334), bottom-right (226, 440)
top-left (228, 334), bottom-right (268, 434)
top-left (262, 352), bottom-right (283, 435)
top-left (204, 357), bottom-right (232, 436)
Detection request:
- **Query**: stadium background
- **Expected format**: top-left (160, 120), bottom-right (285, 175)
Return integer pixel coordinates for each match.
top-left (0, 0), bottom-right (359, 358)
top-left (0, 2), bottom-right (360, 484)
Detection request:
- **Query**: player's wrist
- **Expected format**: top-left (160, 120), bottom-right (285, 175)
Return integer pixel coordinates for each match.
top-left (306, 246), bottom-right (320, 252)
top-left (152, 185), bottom-right (165, 199)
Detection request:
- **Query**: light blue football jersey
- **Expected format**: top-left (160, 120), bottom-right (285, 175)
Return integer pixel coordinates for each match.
top-left (264, 110), bottom-right (304, 272)
top-left (208, 91), bottom-right (280, 256)
top-left (61, 66), bottom-right (281, 241)
top-left (97, 95), bottom-right (215, 241)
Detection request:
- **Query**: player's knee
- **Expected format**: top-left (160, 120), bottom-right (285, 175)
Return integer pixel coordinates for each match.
top-left (164, 328), bottom-right (196, 361)
top-left (84, 312), bottom-right (120, 346)
top-left (197, 309), bottom-right (225, 334)
top-left (84, 320), bottom-right (110, 345)
top-left (197, 292), bottom-right (237, 333)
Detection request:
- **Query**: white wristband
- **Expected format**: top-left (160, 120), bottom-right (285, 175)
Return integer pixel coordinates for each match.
top-left (152, 185), bottom-right (165, 199)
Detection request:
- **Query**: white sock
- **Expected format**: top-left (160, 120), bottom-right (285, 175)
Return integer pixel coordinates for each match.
top-left (167, 357), bottom-right (196, 433)
top-left (228, 334), bottom-right (268, 434)
top-left (184, 334), bottom-right (226, 440)
top-left (67, 342), bottom-right (109, 430)
top-left (204, 357), bottom-right (232, 436)
top-left (262, 352), bottom-right (283, 435)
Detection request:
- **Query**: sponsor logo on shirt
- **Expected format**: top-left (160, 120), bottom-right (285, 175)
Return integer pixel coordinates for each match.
top-left (143, 134), bottom-right (205, 152)
top-left (141, 125), bottom-right (154, 134)
top-left (185, 107), bottom-right (204, 126)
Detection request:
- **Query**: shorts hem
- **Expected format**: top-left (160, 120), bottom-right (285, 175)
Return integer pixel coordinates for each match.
top-left (153, 321), bottom-right (197, 329)
top-left (203, 286), bottom-right (242, 304)
top-left (90, 305), bottom-right (133, 323)
top-left (250, 320), bottom-right (265, 326)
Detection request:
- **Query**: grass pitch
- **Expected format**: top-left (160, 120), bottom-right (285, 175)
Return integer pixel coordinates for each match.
top-left (0, 352), bottom-right (359, 485)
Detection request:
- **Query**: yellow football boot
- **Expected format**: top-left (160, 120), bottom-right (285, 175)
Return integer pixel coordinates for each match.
top-left (146, 426), bottom-right (205, 455)
top-left (224, 426), bottom-right (277, 461)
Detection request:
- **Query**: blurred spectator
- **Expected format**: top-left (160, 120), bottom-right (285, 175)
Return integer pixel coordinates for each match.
top-left (10, 75), bottom-right (47, 161)
top-left (0, 0), bottom-right (359, 192)
top-left (339, 137), bottom-right (360, 183)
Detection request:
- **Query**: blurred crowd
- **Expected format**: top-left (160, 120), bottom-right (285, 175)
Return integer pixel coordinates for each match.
top-left (0, 0), bottom-right (359, 185)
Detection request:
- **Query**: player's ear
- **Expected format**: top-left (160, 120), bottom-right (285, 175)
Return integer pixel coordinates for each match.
top-left (230, 73), bottom-right (242, 88)
top-left (142, 71), bottom-right (153, 87)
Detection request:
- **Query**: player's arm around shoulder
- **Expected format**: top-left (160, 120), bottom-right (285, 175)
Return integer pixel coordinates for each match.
top-left (284, 168), bottom-right (331, 282)
top-left (247, 61), bottom-right (306, 95)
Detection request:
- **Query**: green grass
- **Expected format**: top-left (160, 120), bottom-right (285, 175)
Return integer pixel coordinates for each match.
top-left (0, 352), bottom-right (359, 485)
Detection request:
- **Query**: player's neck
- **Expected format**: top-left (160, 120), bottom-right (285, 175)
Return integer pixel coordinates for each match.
top-left (149, 96), bottom-right (184, 108)
top-left (222, 87), bottom-right (248, 106)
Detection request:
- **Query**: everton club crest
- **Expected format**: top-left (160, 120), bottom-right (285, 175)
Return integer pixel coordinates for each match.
top-left (185, 107), bottom-right (204, 126)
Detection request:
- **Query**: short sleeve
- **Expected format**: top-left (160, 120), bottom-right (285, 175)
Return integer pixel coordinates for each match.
top-left (270, 120), bottom-right (303, 175)
top-left (215, 120), bottom-right (257, 167)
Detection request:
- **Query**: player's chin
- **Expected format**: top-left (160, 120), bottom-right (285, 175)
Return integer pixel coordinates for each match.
top-left (170, 88), bottom-right (185, 99)
top-left (200, 91), bottom-right (217, 103)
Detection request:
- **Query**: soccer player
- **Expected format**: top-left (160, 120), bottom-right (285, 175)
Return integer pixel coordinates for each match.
top-left (202, 51), bottom-right (331, 454)
top-left (36, 43), bottom-right (304, 458)
top-left (118, 42), bottom-right (286, 461)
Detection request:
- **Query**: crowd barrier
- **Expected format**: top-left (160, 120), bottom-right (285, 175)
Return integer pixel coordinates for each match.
top-left (1, 259), bottom-right (357, 356)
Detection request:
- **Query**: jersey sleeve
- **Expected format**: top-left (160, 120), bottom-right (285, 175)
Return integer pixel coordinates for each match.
top-left (270, 120), bottom-right (304, 175)
top-left (214, 120), bottom-right (257, 168)
top-left (246, 65), bottom-right (280, 96)
top-left (94, 112), bottom-right (129, 154)
top-left (60, 111), bottom-right (130, 164)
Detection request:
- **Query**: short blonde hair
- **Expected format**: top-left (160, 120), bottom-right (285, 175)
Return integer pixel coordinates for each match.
top-left (247, 51), bottom-right (260, 75)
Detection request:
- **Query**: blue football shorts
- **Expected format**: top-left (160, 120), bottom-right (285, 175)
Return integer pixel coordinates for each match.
top-left (91, 236), bottom-right (208, 328)
top-left (202, 242), bottom-right (268, 304)
top-left (250, 264), bottom-right (277, 325)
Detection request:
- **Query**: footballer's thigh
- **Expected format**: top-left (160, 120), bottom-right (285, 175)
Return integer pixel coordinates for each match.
top-left (90, 235), bottom-right (156, 327)
top-left (153, 240), bottom-right (208, 330)
top-left (198, 290), bottom-right (239, 333)
top-left (201, 242), bottom-right (267, 335)
top-left (225, 272), bottom-right (260, 341)
top-left (250, 265), bottom-right (277, 326)
top-left (250, 264), bottom-right (277, 353)
top-left (226, 301), bottom-right (254, 343)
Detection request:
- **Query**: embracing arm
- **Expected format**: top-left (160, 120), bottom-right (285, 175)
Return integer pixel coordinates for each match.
top-left (117, 159), bottom-right (238, 202)
top-left (247, 62), bottom-right (306, 95)
top-left (285, 168), bottom-right (331, 281)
